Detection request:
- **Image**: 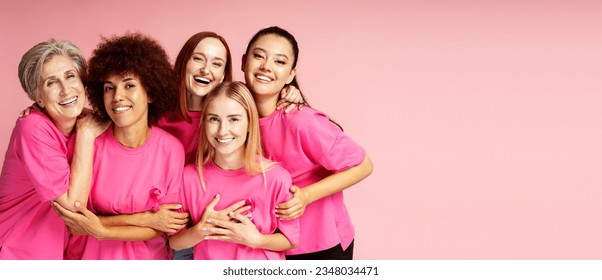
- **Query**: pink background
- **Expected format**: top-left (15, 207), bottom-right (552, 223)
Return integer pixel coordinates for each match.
top-left (1, 0), bottom-right (601, 259)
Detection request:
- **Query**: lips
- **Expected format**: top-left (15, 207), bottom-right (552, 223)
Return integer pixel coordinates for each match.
top-left (216, 137), bottom-right (234, 144)
top-left (255, 74), bottom-right (272, 82)
top-left (194, 77), bottom-right (210, 84)
top-left (112, 106), bottom-right (132, 112)
top-left (59, 96), bottom-right (78, 106)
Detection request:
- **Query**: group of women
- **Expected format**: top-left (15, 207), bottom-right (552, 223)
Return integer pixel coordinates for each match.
top-left (0, 26), bottom-right (373, 260)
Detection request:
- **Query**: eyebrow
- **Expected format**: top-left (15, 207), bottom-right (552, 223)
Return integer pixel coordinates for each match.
top-left (42, 70), bottom-right (76, 82)
top-left (193, 52), bottom-right (226, 62)
top-left (104, 77), bottom-right (136, 84)
top-left (207, 113), bottom-right (243, 118)
top-left (253, 47), bottom-right (289, 60)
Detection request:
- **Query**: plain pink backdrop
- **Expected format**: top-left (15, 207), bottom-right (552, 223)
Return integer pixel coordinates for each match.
top-left (1, 0), bottom-right (601, 259)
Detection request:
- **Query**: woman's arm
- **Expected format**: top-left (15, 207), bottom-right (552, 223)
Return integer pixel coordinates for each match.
top-left (98, 204), bottom-right (189, 233)
top-left (276, 155), bottom-right (373, 220)
top-left (169, 194), bottom-right (249, 250)
top-left (54, 112), bottom-right (109, 211)
top-left (53, 201), bottom-right (162, 241)
top-left (203, 212), bottom-right (295, 251)
top-left (276, 85), bottom-right (306, 113)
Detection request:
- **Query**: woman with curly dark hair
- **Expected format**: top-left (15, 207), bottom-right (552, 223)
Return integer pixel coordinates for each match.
top-left (53, 33), bottom-right (188, 260)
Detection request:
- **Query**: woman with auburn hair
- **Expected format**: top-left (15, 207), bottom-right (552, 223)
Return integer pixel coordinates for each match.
top-left (169, 81), bottom-right (299, 260)
top-left (157, 31), bottom-right (305, 260)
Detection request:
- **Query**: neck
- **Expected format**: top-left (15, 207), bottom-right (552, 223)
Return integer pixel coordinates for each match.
top-left (54, 119), bottom-right (76, 136)
top-left (187, 92), bottom-right (203, 112)
top-left (213, 150), bottom-right (245, 171)
top-left (113, 123), bottom-right (152, 148)
top-left (253, 93), bottom-right (280, 118)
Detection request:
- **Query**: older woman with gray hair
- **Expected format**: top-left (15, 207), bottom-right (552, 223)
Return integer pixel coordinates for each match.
top-left (0, 39), bottom-right (108, 259)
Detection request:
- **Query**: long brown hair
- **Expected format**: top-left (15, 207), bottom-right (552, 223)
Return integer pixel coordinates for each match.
top-left (174, 32), bottom-right (233, 122)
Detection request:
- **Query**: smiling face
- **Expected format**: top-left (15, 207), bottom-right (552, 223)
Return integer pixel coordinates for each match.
top-left (204, 94), bottom-right (249, 169)
top-left (186, 37), bottom-right (227, 99)
top-left (242, 34), bottom-right (296, 98)
top-left (103, 74), bottom-right (150, 131)
top-left (37, 55), bottom-right (86, 134)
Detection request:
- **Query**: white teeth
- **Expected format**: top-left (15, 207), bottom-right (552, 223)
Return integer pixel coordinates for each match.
top-left (59, 96), bottom-right (77, 105)
top-left (113, 106), bottom-right (131, 112)
top-left (256, 75), bottom-right (271, 82)
top-left (217, 138), bottom-right (234, 143)
top-left (194, 77), bottom-right (210, 84)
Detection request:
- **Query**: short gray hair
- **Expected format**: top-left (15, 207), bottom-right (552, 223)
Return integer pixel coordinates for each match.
top-left (18, 39), bottom-right (87, 101)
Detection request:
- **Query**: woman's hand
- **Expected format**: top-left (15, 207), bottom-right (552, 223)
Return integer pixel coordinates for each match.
top-left (276, 85), bottom-right (306, 113)
top-left (140, 204), bottom-right (189, 233)
top-left (191, 194), bottom-right (250, 236)
top-left (203, 212), bottom-right (263, 248)
top-left (52, 201), bottom-right (107, 239)
top-left (275, 186), bottom-right (309, 220)
top-left (76, 110), bottom-right (110, 138)
top-left (18, 103), bottom-right (41, 118)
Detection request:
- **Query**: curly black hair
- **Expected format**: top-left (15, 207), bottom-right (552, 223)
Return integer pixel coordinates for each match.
top-left (86, 32), bottom-right (178, 124)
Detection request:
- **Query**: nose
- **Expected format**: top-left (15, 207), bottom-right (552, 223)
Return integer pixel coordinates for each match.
top-left (259, 60), bottom-right (270, 72)
top-left (217, 121), bottom-right (229, 134)
top-left (58, 80), bottom-right (71, 96)
top-left (200, 62), bottom-right (209, 75)
top-left (112, 86), bottom-right (125, 102)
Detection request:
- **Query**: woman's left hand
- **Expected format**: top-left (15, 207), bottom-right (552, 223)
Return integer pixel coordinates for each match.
top-left (276, 85), bottom-right (305, 113)
top-left (203, 212), bottom-right (263, 248)
top-left (275, 186), bottom-right (309, 220)
top-left (52, 201), bottom-right (107, 239)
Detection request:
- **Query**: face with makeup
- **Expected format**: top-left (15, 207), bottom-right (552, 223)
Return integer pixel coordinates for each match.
top-left (186, 37), bottom-right (227, 98)
top-left (37, 55), bottom-right (86, 133)
top-left (204, 94), bottom-right (249, 169)
top-left (103, 74), bottom-right (150, 131)
top-left (242, 34), bottom-right (296, 98)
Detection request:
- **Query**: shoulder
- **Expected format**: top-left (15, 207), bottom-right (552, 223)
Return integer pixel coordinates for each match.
top-left (15, 110), bottom-right (60, 139)
top-left (282, 107), bottom-right (332, 130)
top-left (264, 163), bottom-right (292, 184)
top-left (153, 126), bottom-right (184, 146)
top-left (283, 107), bottom-right (342, 137)
top-left (150, 126), bottom-right (185, 157)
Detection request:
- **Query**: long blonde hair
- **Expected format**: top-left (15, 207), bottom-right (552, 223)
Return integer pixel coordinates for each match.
top-left (196, 81), bottom-right (274, 190)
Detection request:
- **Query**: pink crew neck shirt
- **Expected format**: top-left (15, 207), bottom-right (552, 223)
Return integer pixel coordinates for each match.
top-left (65, 126), bottom-right (184, 260)
top-left (157, 111), bottom-right (201, 165)
top-left (0, 110), bottom-right (74, 259)
top-left (259, 108), bottom-right (366, 255)
top-left (180, 161), bottom-right (299, 260)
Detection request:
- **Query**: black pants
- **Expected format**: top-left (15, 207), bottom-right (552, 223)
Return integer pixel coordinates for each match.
top-left (286, 240), bottom-right (354, 260)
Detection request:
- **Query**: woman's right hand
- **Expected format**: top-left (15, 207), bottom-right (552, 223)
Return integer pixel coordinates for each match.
top-left (193, 194), bottom-right (250, 232)
top-left (76, 110), bottom-right (110, 138)
top-left (18, 103), bottom-right (41, 118)
top-left (140, 204), bottom-right (189, 233)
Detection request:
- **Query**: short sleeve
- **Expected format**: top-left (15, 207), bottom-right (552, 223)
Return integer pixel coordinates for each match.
top-left (16, 116), bottom-right (71, 202)
top-left (297, 111), bottom-right (366, 173)
top-left (271, 167), bottom-right (300, 245)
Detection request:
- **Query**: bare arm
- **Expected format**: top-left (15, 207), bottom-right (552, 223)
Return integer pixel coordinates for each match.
top-left (169, 194), bottom-right (248, 250)
top-left (54, 112), bottom-right (109, 211)
top-left (203, 212), bottom-right (295, 251)
top-left (53, 201), bottom-right (162, 241)
top-left (276, 155), bottom-right (373, 220)
top-left (98, 204), bottom-right (189, 233)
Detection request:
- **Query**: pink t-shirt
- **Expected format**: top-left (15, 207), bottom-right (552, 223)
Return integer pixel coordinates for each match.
top-left (180, 161), bottom-right (299, 260)
top-left (0, 110), bottom-right (74, 259)
top-left (66, 126), bottom-right (184, 260)
top-left (157, 111), bottom-right (201, 165)
top-left (259, 108), bottom-right (366, 255)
